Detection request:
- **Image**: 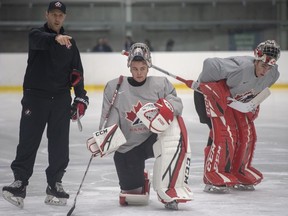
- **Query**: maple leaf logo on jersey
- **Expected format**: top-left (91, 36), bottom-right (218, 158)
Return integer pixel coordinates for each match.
top-left (126, 101), bottom-right (143, 125)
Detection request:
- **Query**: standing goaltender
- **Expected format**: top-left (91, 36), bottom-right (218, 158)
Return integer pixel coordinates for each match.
top-left (2, 1), bottom-right (89, 208)
top-left (194, 40), bottom-right (280, 193)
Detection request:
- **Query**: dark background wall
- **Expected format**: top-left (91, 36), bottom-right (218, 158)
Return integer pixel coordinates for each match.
top-left (0, 0), bottom-right (287, 52)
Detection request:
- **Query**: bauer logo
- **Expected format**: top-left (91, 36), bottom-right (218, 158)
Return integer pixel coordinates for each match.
top-left (95, 128), bottom-right (108, 136)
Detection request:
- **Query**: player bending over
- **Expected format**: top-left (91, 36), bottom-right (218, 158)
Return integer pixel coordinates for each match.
top-left (193, 40), bottom-right (280, 193)
top-left (92, 43), bottom-right (193, 210)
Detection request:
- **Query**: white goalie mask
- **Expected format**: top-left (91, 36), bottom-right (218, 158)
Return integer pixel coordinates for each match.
top-left (254, 40), bottom-right (280, 66)
top-left (127, 42), bottom-right (152, 68)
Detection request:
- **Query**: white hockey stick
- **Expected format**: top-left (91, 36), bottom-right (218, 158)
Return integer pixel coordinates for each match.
top-left (121, 50), bottom-right (271, 113)
top-left (227, 87), bottom-right (271, 113)
top-left (67, 75), bottom-right (124, 216)
top-left (76, 108), bottom-right (83, 132)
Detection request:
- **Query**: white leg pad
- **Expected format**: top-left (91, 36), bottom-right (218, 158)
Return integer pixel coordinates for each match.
top-left (119, 192), bottom-right (150, 206)
top-left (152, 116), bottom-right (193, 203)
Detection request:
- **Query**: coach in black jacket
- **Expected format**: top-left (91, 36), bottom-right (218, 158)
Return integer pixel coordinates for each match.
top-left (2, 1), bottom-right (89, 208)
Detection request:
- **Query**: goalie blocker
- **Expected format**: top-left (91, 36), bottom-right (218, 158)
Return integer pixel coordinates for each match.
top-left (87, 124), bottom-right (127, 157)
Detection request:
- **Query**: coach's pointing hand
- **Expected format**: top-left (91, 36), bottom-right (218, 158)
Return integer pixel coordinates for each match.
top-left (55, 34), bottom-right (72, 48)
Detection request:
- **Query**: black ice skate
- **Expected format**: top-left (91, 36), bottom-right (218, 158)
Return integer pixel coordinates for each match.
top-left (164, 200), bottom-right (178, 210)
top-left (44, 182), bottom-right (69, 206)
top-left (2, 180), bottom-right (26, 208)
top-left (204, 184), bottom-right (230, 193)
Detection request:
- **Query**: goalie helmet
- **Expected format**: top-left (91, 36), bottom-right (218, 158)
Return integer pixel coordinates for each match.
top-left (127, 42), bottom-right (152, 68)
top-left (254, 40), bottom-right (280, 66)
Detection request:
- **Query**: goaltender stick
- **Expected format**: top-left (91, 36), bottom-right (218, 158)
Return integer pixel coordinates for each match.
top-left (88, 43), bottom-right (192, 210)
top-left (193, 40), bottom-right (281, 193)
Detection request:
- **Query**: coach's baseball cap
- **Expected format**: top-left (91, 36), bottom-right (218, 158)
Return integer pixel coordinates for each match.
top-left (48, 1), bottom-right (66, 14)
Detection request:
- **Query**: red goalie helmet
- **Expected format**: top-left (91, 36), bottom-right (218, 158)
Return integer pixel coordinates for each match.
top-left (254, 40), bottom-right (280, 66)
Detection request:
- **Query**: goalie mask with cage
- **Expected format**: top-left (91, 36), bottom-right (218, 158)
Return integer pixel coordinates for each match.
top-left (127, 43), bottom-right (152, 68)
top-left (254, 40), bottom-right (280, 66)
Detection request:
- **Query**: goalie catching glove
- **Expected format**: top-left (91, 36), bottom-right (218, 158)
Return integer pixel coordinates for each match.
top-left (137, 98), bottom-right (174, 133)
top-left (71, 96), bottom-right (89, 121)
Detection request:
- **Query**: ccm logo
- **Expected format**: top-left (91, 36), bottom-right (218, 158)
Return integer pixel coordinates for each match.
top-left (94, 128), bottom-right (108, 136)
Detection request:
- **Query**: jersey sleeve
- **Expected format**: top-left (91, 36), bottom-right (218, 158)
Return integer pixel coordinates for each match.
top-left (72, 42), bottom-right (87, 98)
top-left (163, 78), bottom-right (183, 116)
top-left (198, 57), bottom-right (242, 84)
top-left (29, 28), bottom-right (57, 50)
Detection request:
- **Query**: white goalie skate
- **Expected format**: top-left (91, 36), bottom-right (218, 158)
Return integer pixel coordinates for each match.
top-left (204, 184), bottom-right (230, 193)
top-left (44, 182), bottom-right (69, 206)
top-left (2, 180), bottom-right (26, 209)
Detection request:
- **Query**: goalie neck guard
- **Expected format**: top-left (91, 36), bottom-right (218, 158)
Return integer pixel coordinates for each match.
top-left (127, 43), bottom-right (152, 68)
top-left (254, 40), bottom-right (280, 66)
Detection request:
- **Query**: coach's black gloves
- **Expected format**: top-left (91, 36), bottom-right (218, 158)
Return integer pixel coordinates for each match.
top-left (71, 96), bottom-right (89, 121)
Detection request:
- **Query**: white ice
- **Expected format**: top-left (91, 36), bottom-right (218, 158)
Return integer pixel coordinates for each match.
top-left (0, 90), bottom-right (287, 216)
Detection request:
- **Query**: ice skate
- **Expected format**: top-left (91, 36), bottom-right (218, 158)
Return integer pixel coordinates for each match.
top-left (204, 184), bottom-right (230, 193)
top-left (233, 184), bottom-right (255, 191)
top-left (44, 182), bottom-right (69, 206)
top-left (2, 180), bottom-right (26, 208)
top-left (164, 200), bottom-right (178, 210)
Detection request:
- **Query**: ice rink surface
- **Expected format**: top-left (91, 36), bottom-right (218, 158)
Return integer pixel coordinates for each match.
top-left (0, 89), bottom-right (287, 216)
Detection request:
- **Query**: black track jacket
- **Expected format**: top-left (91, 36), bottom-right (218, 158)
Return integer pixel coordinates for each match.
top-left (23, 23), bottom-right (87, 98)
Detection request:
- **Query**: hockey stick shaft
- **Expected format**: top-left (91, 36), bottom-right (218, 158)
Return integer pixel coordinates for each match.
top-left (67, 155), bottom-right (93, 216)
top-left (121, 50), bottom-right (195, 89)
top-left (76, 108), bottom-right (83, 132)
top-left (67, 75), bottom-right (124, 216)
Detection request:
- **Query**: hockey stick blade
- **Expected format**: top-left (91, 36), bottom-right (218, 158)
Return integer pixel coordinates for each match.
top-left (228, 87), bottom-right (271, 113)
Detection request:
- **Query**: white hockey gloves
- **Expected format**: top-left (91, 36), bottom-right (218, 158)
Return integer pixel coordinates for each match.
top-left (137, 98), bottom-right (174, 133)
top-left (87, 124), bottom-right (126, 157)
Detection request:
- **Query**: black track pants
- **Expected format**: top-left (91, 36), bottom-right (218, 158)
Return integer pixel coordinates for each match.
top-left (11, 92), bottom-right (71, 186)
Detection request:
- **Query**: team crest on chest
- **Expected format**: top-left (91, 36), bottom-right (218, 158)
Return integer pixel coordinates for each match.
top-left (126, 101), bottom-right (143, 126)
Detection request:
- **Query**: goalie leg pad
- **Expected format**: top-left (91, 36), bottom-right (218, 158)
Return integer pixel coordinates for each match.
top-left (204, 107), bottom-right (239, 187)
top-left (152, 116), bottom-right (193, 204)
top-left (119, 193), bottom-right (149, 206)
top-left (199, 80), bottom-right (231, 117)
top-left (231, 111), bottom-right (263, 185)
top-left (119, 171), bottom-right (151, 206)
